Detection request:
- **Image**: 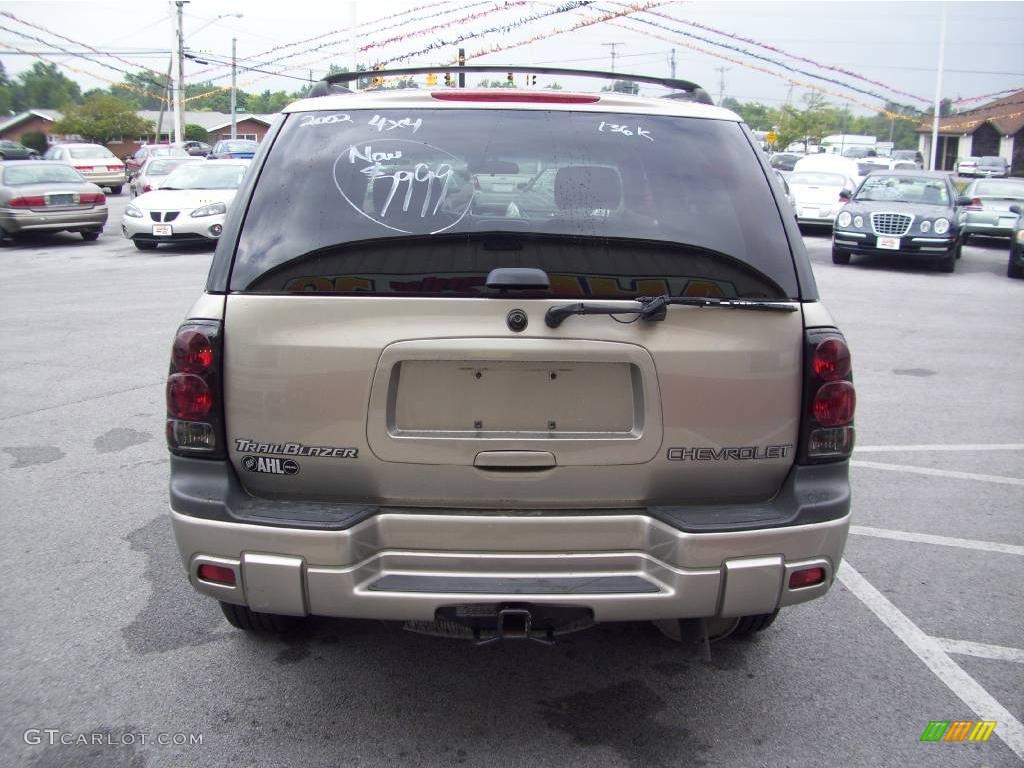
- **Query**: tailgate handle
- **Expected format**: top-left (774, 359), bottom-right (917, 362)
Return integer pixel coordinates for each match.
top-left (474, 451), bottom-right (556, 469)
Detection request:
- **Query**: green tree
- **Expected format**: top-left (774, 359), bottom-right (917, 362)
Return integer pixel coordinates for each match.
top-left (0, 62), bottom-right (12, 116)
top-left (11, 62), bottom-right (81, 110)
top-left (476, 79), bottom-right (514, 88)
top-left (20, 130), bottom-right (48, 153)
top-left (601, 80), bottom-right (639, 95)
top-left (184, 124), bottom-right (209, 142)
top-left (247, 90), bottom-right (291, 113)
top-left (111, 70), bottom-right (170, 110)
top-left (52, 94), bottom-right (152, 144)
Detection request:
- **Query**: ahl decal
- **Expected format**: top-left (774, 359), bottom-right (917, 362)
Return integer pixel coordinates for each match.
top-left (667, 445), bottom-right (793, 461)
top-left (234, 439), bottom-right (358, 459)
top-left (242, 455), bottom-right (300, 475)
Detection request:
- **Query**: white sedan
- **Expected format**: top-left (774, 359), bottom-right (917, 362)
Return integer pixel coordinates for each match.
top-left (121, 160), bottom-right (249, 250)
top-left (787, 170), bottom-right (859, 228)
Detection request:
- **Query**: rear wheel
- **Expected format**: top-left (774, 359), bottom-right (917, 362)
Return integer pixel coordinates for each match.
top-left (133, 239), bottom-right (158, 251)
top-left (730, 612), bottom-right (779, 637)
top-left (81, 230), bottom-right (100, 241)
top-left (831, 247), bottom-right (850, 265)
top-left (109, 185), bottom-right (123, 195)
top-left (960, 233), bottom-right (971, 246)
top-left (219, 601), bottom-right (301, 633)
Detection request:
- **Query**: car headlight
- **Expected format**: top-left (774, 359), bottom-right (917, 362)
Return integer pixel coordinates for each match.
top-left (1016, 230), bottom-right (1024, 243)
top-left (933, 218), bottom-right (950, 235)
top-left (919, 220), bottom-right (931, 233)
top-left (853, 215), bottom-right (864, 228)
top-left (124, 204), bottom-right (143, 218)
top-left (837, 211), bottom-right (852, 228)
top-left (191, 202), bottom-right (227, 218)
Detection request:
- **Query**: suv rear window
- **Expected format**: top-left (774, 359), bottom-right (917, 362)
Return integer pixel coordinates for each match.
top-left (230, 109), bottom-right (798, 299)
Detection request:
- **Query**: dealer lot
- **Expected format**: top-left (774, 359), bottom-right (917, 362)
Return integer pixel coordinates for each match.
top-left (1, 195), bottom-right (1022, 767)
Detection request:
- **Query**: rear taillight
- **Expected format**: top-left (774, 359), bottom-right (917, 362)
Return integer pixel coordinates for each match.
top-left (74, 165), bottom-right (94, 172)
top-left (8, 195), bottom-right (45, 208)
top-left (799, 330), bottom-right (856, 463)
top-left (964, 197), bottom-right (983, 210)
top-left (79, 192), bottom-right (106, 205)
top-left (143, 184), bottom-right (152, 192)
top-left (166, 320), bottom-right (225, 457)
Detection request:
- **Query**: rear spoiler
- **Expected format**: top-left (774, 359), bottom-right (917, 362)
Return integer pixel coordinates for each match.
top-left (309, 66), bottom-right (714, 105)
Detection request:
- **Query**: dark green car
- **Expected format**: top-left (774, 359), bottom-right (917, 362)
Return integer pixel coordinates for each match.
top-left (1009, 204), bottom-right (1024, 279)
top-left (0, 139), bottom-right (39, 160)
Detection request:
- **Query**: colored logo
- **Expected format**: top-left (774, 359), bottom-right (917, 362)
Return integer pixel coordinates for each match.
top-left (920, 721), bottom-right (996, 742)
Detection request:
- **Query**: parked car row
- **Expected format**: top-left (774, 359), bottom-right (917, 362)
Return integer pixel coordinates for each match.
top-left (830, 171), bottom-right (1024, 277)
top-left (953, 156), bottom-right (1010, 178)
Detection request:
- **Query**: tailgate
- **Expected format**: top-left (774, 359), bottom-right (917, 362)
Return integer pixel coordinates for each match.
top-left (223, 295), bottom-right (803, 508)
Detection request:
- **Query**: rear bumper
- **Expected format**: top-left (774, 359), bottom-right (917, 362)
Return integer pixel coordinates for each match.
top-left (0, 207), bottom-right (107, 233)
top-left (79, 171), bottom-right (126, 187)
top-left (960, 213), bottom-right (1018, 238)
top-left (170, 457), bottom-right (851, 622)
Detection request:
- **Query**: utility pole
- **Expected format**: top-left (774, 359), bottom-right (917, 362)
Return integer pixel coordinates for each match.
top-left (929, 3), bottom-right (947, 171)
top-left (715, 66), bottom-right (730, 106)
top-left (669, 48), bottom-right (676, 79)
top-left (602, 42), bottom-right (624, 73)
top-left (230, 37), bottom-right (237, 140)
top-left (156, 57), bottom-right (172, 144)
top-left (173, 0), bottom-right (187, 145)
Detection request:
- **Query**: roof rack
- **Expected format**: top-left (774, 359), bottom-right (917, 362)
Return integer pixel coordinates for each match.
top-left (317, 66), bottom-right (713, 104)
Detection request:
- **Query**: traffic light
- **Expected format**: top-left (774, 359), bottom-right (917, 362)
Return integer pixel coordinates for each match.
top-left (444, 72), bottom-right (452, 86)
top-left (426, 73), bottom-right (438, 86)
top-left (507, 71), bottom-right (514, 85)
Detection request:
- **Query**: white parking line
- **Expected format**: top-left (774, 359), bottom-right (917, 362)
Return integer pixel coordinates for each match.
top-left (856, 444), bottom-right (1024, 453)
top-left (934, 638), bottom-right (1024, 664)
top-left (850, 460), bottom-right (1024, 487)
top-left (838, 560), bottom-right (1024, 760)
top-left (848, 525), bottom-right (1024, 557)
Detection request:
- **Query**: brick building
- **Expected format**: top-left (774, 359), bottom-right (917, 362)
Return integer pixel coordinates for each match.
top-left (917, 90), bottom-right (1024, 176)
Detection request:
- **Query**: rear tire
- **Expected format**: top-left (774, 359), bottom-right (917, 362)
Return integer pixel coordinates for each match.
top-left (831, 247), bottom-right (850, 265)
top-left (219, 602), bottom-right (301, 633)
top-left (109, 185), bottom-right (123, 195)
top-left (133, 239), bottom-right (157, 251)
top-left (960, 233), bottom-right (971, 246)
top-left (730, 611), bottom-right (779, 638)
top-left (81, 230), bottom-right (100, 241)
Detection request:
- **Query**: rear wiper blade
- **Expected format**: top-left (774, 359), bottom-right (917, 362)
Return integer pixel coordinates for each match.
top-left (545, 295), bottom-right (797, 328)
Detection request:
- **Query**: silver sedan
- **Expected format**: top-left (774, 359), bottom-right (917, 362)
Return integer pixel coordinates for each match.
top-left (129, 156), bottom-right (205, 197)
top-left (0, 161), bottom-right (108, 241)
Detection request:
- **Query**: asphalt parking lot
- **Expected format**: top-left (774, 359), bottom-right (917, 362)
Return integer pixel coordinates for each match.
top-left (1, 195), bottom-right (1022, 768)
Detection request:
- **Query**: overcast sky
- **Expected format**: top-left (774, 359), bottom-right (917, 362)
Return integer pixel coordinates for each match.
top-left (1, 0), bottom-right (1022, 115)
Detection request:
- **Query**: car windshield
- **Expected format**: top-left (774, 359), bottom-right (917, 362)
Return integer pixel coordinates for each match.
top-left (974, 180), bottom-right (1024, 197)
top-left (977, 157), bottom-right (1005, 168)
top-left (842, 147), bottom-right (872, 158)
top-left (147, 158), bottom-right (194, 175)
top-left (855, 175), bottom-right (950, 205)
top-left (161, 164), bottom-right (247, 190)
top-left (153, 147), bottom-right (189, 157)
top-left (3, 164), bottom-right (83, 185)
top-left (222, 141), bottom-right (257, 151)
top-left (68, 145), bottom-right (116, 159)
top-left (230, 109), bottom-right (798, 299)
top-left (789, 172), bottom-right (845, 187)
top-left (892, 151), bottom-right (916, 160)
